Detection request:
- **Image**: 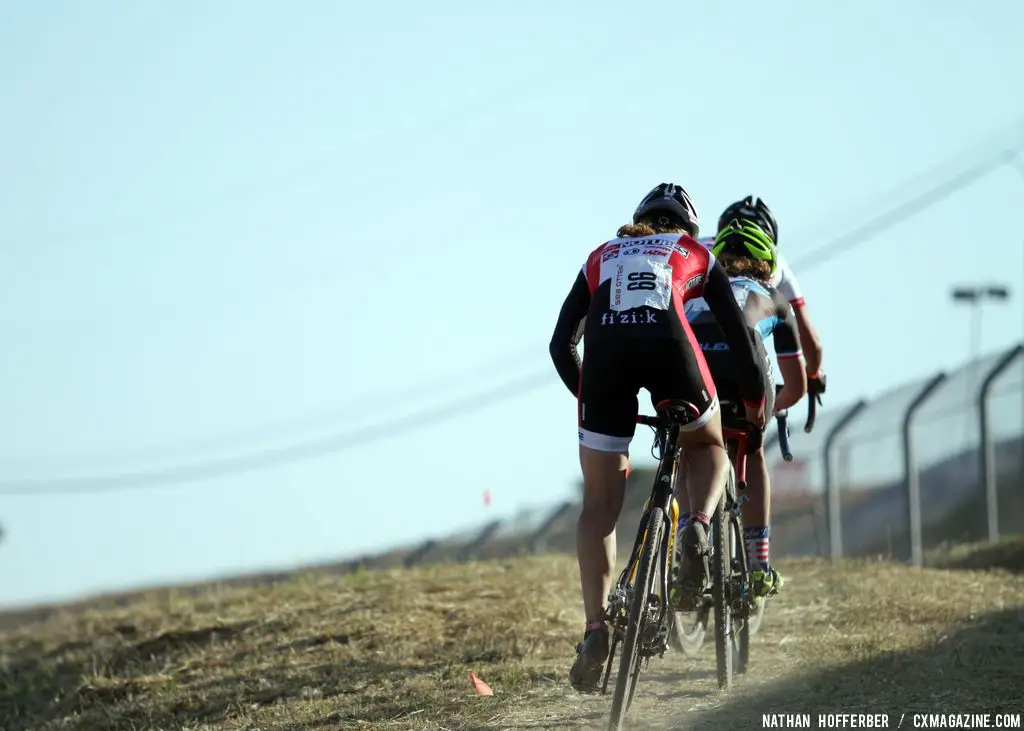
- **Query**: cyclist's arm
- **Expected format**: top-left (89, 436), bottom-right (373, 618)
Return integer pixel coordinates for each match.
top-left (701, 262), bottom-right (767, 408)
top-left (549, 270), bottom-right (590, 396)
top-left (794, 304), bottom-right (823, 378)
top-left (775, 254), bottom-right (823, 378)
top-left (771, 293), bottom-right (808, 412)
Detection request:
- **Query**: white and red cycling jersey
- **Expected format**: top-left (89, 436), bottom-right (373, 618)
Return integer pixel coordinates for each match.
top-left (579, 232), bottom-right (716, 344)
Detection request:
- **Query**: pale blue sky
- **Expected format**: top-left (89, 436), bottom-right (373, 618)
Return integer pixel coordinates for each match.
top-left (2, 1), bottom-right (1023, 608)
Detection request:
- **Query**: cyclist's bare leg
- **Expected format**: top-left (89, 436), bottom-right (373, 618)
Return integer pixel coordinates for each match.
top-left (676, 409), bottom-right (729, 520)
top-left (675, 453), bottom-right (690, 524)
top-left (669, 409), bottom-right (730, 610)
top-left (740, 447), bottom-right (779, 592)
top-left (577, 445), bottom-right (629, 625)
top-left (740, 448), bottom-right (769, 531)
top-left (569, 445), bottom-right (626, 692)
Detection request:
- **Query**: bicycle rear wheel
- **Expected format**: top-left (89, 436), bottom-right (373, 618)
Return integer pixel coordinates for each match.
top-left (748, 592), bottom-right (768, 636)
top-left (712, 473), bottom-right (734, 691)
top-left (731, 509), bottom-right (751, 676)
top-left (667, 507), bottom-right (709, 657)
top-left (668, 598), bottom-right (709, 656)
top-left (608, 507), bottom-right (666, 731)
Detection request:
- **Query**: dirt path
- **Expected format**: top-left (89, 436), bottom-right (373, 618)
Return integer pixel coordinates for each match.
top-left (495, 556), bottom-right (1024, 731)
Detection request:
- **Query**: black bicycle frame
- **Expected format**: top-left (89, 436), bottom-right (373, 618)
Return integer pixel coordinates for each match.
top-left (620, 414), bottom-right (682, 632)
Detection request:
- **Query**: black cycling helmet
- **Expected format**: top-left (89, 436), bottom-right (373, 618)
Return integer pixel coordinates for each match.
top-left (633, 183), bottom-right (699, 237)
top-left (717, 196), bottom-right (778, 245)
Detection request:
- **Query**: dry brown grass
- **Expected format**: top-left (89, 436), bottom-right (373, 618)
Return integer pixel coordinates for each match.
top-left (0, 557), bottom-right (583, 731)
top-left (669, 554), bottom-right (1024, 730)
top-left (3, 543), bottom-right (1024, 731)
top-left (927, 534), bottom-right (1024, 574)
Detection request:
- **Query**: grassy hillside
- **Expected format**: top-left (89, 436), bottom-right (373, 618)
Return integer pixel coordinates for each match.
top-left (1, 558), bottom-right (582, 731)
top-left (3, 539), bottom-right (1024, 731)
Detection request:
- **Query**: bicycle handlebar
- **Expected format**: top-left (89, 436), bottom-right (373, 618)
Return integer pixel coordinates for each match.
top-left (775, 409), bottom-right (794, 462)
top-left (805, 373), bottom-right (826, 433)
top-left (775, 383), bottom-right (824, 458)
top-left (805, 389), bottom-right (817, 433)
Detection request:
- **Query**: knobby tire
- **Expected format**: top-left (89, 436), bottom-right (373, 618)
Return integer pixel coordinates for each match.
top-left (712, 471), bottom-right (734, 691)
top-left (608, 508), bottom-right (665, 731)
top-left (669, 603), bottom-right (708, 656)
top-left (732, 508), bottom-right (751, 676)
top-left (748, 593), bottom-right (768, 636)
top-left (668, 457), bottom-right (708, 657)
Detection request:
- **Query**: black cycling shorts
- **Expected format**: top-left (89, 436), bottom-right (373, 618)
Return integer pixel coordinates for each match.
top-left (577, 336), bottom-right (719, 453)
top-left (697, 330), bottom-right (776, 421)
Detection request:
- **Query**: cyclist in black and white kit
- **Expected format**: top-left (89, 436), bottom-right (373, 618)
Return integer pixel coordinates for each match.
top-left (684, 217), bottom-right (808, 598)
top-left (699, 196), bottom-right (827, 403)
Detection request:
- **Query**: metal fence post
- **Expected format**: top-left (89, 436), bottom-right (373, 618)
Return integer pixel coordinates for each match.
top-left (978, 344), bottom-right (1024, 542)
top-left (404, 539), bottom-right (438, 568)
top-left (456, 520), bottom-right (503, 563)
top-left (822, 399), bottom-right (869, 562)
top-left (903, 372), bottom-right (948, 567)
top-left (529, 500), bottom-right (574, 554)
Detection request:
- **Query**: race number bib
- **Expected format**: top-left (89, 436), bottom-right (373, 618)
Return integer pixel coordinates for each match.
top-left (609, 255), bottom-right (672, 312)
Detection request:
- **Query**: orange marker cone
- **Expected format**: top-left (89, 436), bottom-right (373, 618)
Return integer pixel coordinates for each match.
top-left (469, 671), bottom-right (493, 696)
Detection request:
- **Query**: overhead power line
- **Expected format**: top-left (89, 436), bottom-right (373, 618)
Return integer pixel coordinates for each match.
top-left (5, 121), bottom-right (1023, 496)
top-left (0, 370), bottom-right (557, 496)
top-left (1, 343), bottom-right (548, 474)
top-left (791, 147), bottom-right (1021, 271)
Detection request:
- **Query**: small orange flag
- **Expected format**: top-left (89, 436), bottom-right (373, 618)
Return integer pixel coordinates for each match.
top-left (469, 671), bottom-right (493, 696)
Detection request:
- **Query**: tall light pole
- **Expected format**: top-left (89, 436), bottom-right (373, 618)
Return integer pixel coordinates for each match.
top-left (1010, 155), bottom-right (1024, 318)
top-left (951, 284), bottom-right (1012, 367)
top-left (950, 284), bottom-right (1012, 449)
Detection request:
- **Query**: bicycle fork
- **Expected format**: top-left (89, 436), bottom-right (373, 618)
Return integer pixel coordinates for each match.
top-left (600, 492), bottom-right (681, 693)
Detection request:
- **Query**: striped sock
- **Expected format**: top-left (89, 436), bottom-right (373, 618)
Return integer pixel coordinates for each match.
top-left (691, 511), bottom-right (710, 527)
top-left (745, 526), bottom-right (770, 571)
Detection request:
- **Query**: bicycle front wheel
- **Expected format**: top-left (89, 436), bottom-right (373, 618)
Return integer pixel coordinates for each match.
top-left (608, 507), bottom-right (665, 731)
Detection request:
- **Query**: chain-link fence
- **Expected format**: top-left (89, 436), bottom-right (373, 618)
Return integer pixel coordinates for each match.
top-left (368, 342), bottom-right (1023, 570)
top-left (769, 343), bottom-right (1024, 565)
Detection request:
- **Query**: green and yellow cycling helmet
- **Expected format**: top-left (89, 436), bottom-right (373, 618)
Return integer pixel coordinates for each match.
top-left (711, 218), bottom-right (778, 274)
